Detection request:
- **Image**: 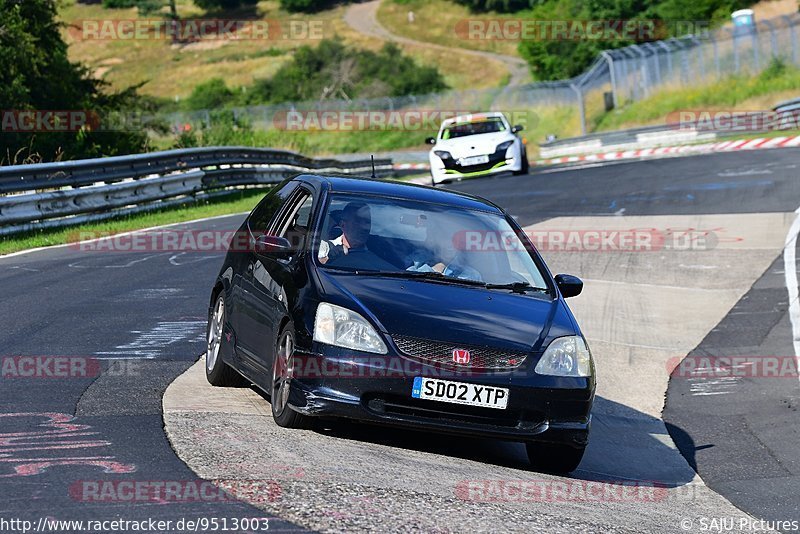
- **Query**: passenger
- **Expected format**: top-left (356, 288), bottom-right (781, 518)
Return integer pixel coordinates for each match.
top-left (407, 225), bottom-right (482, 281)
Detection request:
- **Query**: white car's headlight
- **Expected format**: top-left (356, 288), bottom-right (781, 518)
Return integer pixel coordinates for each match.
top-left (496, 140), bottom-right (514, 152)
top-left (534, 336), bottom-right (593, 377)
top-left (313, 303), bottom-right (387, 354)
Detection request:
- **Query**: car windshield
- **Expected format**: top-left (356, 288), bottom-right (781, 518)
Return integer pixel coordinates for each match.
top-left (441, 117), bottom-right (507, 139)
top-left (316, 193), bottom-right (548, 289)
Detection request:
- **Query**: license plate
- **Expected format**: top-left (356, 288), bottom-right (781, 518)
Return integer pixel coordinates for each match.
top-left (460, 155), bottom-right (490, 166)
top-left (411, 377), bottom-right (509, 409)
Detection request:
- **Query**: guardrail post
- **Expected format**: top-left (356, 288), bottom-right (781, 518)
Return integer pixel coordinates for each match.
top-left (570, 83), bottom-right (587, 136)
top-left (643, 43), bottom-right (661, 86)
top-left (630, 45), bottom-right (649, 98)
top-left (763, 20), bottom-right (778, 59)
top-left (784, 15), bottom-right (798, 65)
top-left (752, 24), bottom-right (761, 71)
top-left (692, 38), bottom-right (705, 83)
top-left (659, 40), bottom-right (672, 78)
top-left (712, 37), bottom-right (720, 78)
top-left (620, 53), bottom-right (631, 102)
top-left (600, 51), bottom-right (618, 109)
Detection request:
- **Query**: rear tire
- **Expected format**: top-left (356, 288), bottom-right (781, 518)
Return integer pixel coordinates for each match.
top-left (206, 294), bottom-right (244, 387)
top-left (525, 442), bottom-right (585, 473)
top-left (271, 323), bottom-right (311, 429)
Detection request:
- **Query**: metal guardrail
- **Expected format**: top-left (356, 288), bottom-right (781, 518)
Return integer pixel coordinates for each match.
top-left (539, 97), bottom-right (800, 159)
top-left (0, 147), bottom-right (393, 236)
top-left (538, 124), bottom-right (720, 159)
top-left (774, 97), bottom-right (800, 115)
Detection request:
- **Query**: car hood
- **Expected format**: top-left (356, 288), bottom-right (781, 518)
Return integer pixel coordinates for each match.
top-left (317, 271), bottom-right (578, 353)
top-left (433, 132), bottom-right (515, 159)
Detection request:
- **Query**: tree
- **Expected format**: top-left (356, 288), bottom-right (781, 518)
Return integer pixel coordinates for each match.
top-left (0, 0), bottom-right (148, 163)
top-left (517, 0), bottom-right (749, 81)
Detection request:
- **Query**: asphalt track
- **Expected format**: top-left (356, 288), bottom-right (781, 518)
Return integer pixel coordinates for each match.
top-left (1, 148), bottom-right (799, 532)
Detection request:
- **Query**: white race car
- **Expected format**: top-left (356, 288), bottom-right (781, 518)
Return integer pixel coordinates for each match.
top-left (427, 112), bottom-right (528, 185)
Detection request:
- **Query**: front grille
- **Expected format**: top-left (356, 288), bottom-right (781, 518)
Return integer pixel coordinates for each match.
top-left (392, 335), bottom-right (528, 370)
top-left (442, 150), bottom-right (507, 174)
top-left (366, 395), bottom-right (526, 428)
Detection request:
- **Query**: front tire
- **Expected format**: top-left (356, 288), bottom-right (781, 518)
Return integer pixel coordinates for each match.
top-left (513, 149), bottom-right (529, 175)
top-left (525, 442), bottom-right (585, 473)
top-left (206, 294), bottom-right (244, 387)
top-left (271, 324), bottom-right (311, 429)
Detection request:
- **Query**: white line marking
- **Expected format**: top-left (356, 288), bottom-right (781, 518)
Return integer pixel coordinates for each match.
top-left (783, 206), bottom-right (800, 385)
top-left (0, 211), bottom-right (250, 261)
top-left (678, 264), bottom-right (717, 270)
top-left (585, 337), bottom-right (682, 351)
top-left (580, 277), bottom-right (725, 292)
top-left (67, 254), bottom-right (166, 269)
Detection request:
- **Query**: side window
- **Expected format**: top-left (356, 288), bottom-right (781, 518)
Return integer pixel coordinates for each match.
top-left (272, 189), bottom-right (315, 252)
top-left (248, 181), bottom-right (298, 235)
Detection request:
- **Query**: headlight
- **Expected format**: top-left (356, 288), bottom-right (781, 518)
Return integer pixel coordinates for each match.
top-left (534, 336), bottom-right (593, 377)
top-left (496, 140), bottom-right (514, 152)
top-left (313, 303), bottom-right (387, 354)
top-left (433, 150), bottom-right (452, 160)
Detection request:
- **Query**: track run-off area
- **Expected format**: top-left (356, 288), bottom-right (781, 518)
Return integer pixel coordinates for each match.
top-left (1, 148), bottom-right (799, 532)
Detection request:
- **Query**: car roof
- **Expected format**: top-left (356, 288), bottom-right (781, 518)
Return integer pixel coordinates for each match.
top-left (442, 112), bottom-right (506, 127)
top-left (296, 175), bottom-right (504, 214)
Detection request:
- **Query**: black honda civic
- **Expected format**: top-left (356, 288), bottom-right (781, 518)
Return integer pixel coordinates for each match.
top-left (206, 174), bottom-right (595, 473)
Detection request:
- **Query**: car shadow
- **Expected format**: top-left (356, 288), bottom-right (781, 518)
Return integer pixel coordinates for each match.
top-left (270, 393), bottom-right (700, 488)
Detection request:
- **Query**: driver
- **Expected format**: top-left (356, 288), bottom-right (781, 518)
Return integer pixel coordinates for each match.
top-left (318, 201), bottom-right (372, 264)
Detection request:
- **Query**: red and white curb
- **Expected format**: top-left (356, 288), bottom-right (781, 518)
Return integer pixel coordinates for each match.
top-left (536, 135), bottom-right (800, 166)
top-left (393, 162), bottom-right (430, 171)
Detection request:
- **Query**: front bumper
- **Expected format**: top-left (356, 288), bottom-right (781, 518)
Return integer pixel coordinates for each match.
top-left (285, 347), bottom-right (593, 447)
top-left (430, 147), bottom-right (522, 183)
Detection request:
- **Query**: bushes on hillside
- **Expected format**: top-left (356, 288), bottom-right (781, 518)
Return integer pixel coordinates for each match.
top-left (248, 40), bottom-right (447, 105)
top-left (182, 40), bottom-right (448, 110)
top-left (185, 79), bottom-right (235, 110)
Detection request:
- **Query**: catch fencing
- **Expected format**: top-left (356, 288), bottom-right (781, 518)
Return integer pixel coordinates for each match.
top-left (162, 13), bottom-right (800, 137)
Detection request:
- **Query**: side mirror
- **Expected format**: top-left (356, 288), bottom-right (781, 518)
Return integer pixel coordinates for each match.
top-left (554, 274), bottom-right (583, 298)
top-left (425, 137), bottom-right (437, 145)
top-left (254, 234), bottom-right (293, 260)
top-left (511, 124), bottom-right (524, 133)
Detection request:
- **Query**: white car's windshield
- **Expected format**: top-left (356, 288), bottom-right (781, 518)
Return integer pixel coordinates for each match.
top-left (441, 117), bottom-right (507, 140)
top-left (316, 193), bottom-right (548, 289)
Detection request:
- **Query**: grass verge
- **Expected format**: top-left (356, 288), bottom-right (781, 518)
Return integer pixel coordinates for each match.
top-left (377, 0), bottom-right (522, 58)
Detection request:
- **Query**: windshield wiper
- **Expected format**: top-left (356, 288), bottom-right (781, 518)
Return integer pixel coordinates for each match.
top-left (369, 270), bottom-right (487, 286)
top-left (484, 282), bottom-right (549, 294)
